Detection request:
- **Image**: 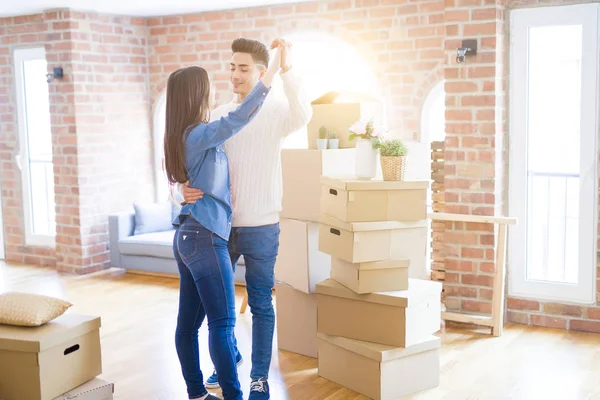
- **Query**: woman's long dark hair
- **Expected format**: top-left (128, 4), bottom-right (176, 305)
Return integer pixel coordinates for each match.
top-left (164, 66), bottom-right (211, 184)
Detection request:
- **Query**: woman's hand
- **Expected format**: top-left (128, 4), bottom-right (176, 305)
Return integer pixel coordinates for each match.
top-left (270, 38), bottom-right (292, 73)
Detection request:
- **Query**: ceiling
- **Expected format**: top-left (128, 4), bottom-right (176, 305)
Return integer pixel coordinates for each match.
top-left (0, 0), bottom-right (309, 18)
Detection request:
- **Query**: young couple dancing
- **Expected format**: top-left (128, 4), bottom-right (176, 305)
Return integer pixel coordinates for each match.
top-left (163, 37), bottom-right (311, 400)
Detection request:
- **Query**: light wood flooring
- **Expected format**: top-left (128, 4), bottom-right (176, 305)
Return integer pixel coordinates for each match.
top-left (2, 261), bottom-right (600, 400)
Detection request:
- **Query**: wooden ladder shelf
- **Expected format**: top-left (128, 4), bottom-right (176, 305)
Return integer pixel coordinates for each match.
top-left (427, 212), bottom-right (517, 337)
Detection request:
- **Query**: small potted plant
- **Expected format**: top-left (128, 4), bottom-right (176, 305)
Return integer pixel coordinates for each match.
top-left (317, 126), bottom-right (328, 150)
top-left (375, 138), bottom-right (409, 181)
top-left (328, 131), bottom-right (339, 149)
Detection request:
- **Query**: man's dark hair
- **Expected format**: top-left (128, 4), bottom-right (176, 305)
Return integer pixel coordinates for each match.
top-left (231, 38), bottom-right (270, 67)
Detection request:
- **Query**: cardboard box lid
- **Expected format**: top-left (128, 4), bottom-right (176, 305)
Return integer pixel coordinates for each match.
top-left (318, 332), bottom-right (440, 362)
top-left (316, 278), bottom-right (441, 307)
top-left (319, 214), bottom-right (427, 232)
top-left (348, 258), bottom-right (410, 271)
top-left (321, 176), bottom-right (430, 191)
top-left (0, 313), bottom-right (101, 353)
top-left (52, 378), bottom-right (114, 400)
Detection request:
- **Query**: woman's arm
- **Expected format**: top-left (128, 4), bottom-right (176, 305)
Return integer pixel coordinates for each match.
top-left (185, 48), bottom-right (282, 151)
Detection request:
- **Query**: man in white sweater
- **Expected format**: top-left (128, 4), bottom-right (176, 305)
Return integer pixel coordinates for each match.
top-left (182, 37), bottom-right (312, 400)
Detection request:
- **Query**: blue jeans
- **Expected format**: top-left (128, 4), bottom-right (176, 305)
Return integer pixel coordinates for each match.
top-left (173, 217), bottom-right (243, 400)
top-left (228, 223), bottom-right (280, 380)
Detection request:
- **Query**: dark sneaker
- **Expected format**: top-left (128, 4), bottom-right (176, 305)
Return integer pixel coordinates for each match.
top-left (248, 378), bottom-right (269, 400)
top-left (205, 354), bottom-right (244, 389)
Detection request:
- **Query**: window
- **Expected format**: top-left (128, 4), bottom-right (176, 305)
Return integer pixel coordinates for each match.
top-left (14, 47), bottom-right (55, 247)
top-left (153, 94), bottom-right (169, 201)
top-left (0, 188), bottom-right (4, 260)
top-left (509, 4), bottom-right (599, 303)
top-left (421, 81), bottom-right (445, 145)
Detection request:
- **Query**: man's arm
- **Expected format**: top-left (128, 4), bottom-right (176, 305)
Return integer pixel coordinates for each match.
top-left (271, 38), bottom-right (313, 136)
top-left (279, 68), bottom-right (313, 136)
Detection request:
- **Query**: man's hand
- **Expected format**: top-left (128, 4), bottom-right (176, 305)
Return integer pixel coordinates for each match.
top-left (270, 38), bottom-right (292, 73)
top-left (182, 181), bottom-right (204, 204)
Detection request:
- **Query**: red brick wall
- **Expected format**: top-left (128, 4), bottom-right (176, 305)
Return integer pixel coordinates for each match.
top-left (441, 0), bottom-right (507, 314)
top-left (146, 0), bottom-right (446, 140)
top-left (56, 12), bottom-right (154, 273)
top-left (0, 10), bottom-right (154, 273)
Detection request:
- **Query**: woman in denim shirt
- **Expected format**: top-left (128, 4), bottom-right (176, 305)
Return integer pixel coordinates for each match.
top-left (163, 47), bottom-right (282, 400)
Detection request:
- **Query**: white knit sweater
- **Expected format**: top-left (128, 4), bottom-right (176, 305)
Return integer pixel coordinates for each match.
top-left (210, 70), bottom-right (312, 227)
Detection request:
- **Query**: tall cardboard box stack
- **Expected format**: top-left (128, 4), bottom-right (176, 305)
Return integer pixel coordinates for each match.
top-left (0, 314), bottom-right (113, 400)
top-left (316, 177), bottom-right (442, 400)
top-left (274, 149), bottom-right (355, 358)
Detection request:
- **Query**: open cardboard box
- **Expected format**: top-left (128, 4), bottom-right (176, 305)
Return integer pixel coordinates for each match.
top-left (307, 92), bottom-right (384, 149)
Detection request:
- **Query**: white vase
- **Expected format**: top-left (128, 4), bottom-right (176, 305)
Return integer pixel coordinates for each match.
top-left (355, 139), bottom-right (377, 180)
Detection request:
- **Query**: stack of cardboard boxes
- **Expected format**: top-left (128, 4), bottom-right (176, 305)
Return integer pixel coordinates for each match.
top-left (316, 177), bottom-right (442, 400)
top-left (0, 314), bottom-right (113, 400)
top-left (274, 148), bottom-right (355, 358)
top-left (274, 98), bottom-right (384, 359)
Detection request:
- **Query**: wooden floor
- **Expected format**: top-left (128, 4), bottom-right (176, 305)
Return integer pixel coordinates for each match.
top-left (3, 262), bottom-right (600, 400)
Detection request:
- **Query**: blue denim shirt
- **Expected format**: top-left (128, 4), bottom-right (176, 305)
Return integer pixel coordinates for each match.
top-left (174, 81), bottom-right (270, 240)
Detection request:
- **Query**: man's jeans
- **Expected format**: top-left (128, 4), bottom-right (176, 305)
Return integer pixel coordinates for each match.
top-left (173, 217), bottom-right (243, 400)
top-left (228, 223), bottom-right (280, 380)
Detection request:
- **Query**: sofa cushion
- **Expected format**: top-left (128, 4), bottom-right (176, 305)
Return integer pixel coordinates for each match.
top-left (119, 230), bottom-right (176, 259)
top-left (133, 202), bottom-right (173, 235)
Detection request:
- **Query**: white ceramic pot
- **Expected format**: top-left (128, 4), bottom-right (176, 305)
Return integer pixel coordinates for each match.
top-left (328, 139), bottom-right (339, 149)
top-left (316, 139), bottom-right (328, 150)
top-left (355, 139), bottom-right (377, 180)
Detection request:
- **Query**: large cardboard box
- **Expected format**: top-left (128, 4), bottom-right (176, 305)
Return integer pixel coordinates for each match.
top-left (330, 258), bottom-right (410, 294)
top-left (281, 149), bottom-right (355, 223)
top-left (0, 314), bottom-right (102, 400)
top-left (275, 218), bottom-right (331, 293)
top-left (318, 215), bottom-right (428, 279)
top-left (307, 103), bottom-right (384, 149)
top-left (320, 177), bottom-right (429, 222)
top-left (316, 278), bottom-right (441, 347)
top-left (318, 333), bottom-right (440, 400)
top-left (275, 284), bottom-right (317, 358)
top-left (52, 379), bottom-right (113, 400)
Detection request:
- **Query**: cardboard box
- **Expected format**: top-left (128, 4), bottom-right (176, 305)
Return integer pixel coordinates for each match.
top-left (307, 103), bottom-right (384, 149)
top-left (275, 218), bottom-right (331, 293)
top-left (318, 215), bottom-right (428, 279)
top-left (318, 333), bottom-right (440, 400)
top-left (320, 177), bottom-right (429, 222)
top-left (275, 284), bottom-right (318, 358)
top-left (52, 379), bottom-right (113, 400)
top-left (316, 278), bottom-right (441, 347)
top-left (0, 314), bottom-right (102, 400)
top-left (330, 258), bottom-right (410, 294)
top-left (281, 149), bottom-right (355, 222)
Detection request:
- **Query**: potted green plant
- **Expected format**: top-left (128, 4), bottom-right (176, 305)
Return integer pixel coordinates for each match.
top-left (317, 126), bottom-right (328, 150)
top-left (328, 131), bottom-right (339, 149)
top-left (375, 138), bottom-right (409, 181)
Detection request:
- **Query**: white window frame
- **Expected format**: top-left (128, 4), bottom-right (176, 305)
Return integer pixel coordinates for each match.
top-left (0, 186), bottom-right (5, 260)
top-left (153, 92), bottom-right (168, 202)
top-left (14, 47), bottom-right (55, 248)
top-left (509, 4), bottom-right (600, 304)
